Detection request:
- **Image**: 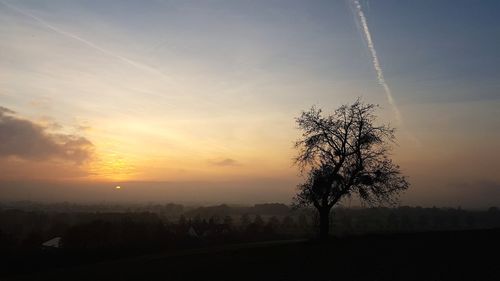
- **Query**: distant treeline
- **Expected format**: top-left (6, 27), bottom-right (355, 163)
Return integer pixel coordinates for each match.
top-left (331, 206), bottom-right (500, 235)
top-left (1, 203), bottom-right (500, 275)
top-left (2, 203), bottom-right (500, 245)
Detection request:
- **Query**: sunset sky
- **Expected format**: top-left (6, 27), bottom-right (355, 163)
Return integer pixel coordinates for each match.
top-left (1, 0), bottom-right (499, 207)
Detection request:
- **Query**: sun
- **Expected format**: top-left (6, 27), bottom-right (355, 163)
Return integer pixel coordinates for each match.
top-left (115, 185), bottom-right (121, 190)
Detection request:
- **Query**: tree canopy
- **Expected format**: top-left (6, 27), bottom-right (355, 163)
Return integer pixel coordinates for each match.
top-left (293, 99), bottom-right (409, 238)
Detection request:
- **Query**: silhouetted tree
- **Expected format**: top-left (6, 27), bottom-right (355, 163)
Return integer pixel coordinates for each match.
top-left (240, 214), bottom-right (251, 230)
top-left (297, 213), bottom-right (311, 232)
top-left (223, 215), bottom-right (233, 228)
top-left (282, 216), bottom-right (295, 230)
top-left (293, 99), bottom-right (409, 239)
top-left (254, 215), bottom-right (264, 226)
top-left (178, 215), bottom-right (187, 225)
top-left (267, 216), bottom-right (280, 231)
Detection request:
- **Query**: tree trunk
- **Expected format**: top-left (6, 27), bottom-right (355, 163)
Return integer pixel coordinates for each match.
top-left (319, 207), bottom-right (331, 240)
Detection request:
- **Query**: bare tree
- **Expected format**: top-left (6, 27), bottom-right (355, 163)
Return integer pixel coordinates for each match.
top-left (293, 99), bottom-right (409, 240)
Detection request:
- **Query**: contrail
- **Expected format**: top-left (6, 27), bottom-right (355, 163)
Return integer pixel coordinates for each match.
top-left (349, 0), bottom-right (420, 146)
top-left (0, 0), bottom-right (171, 82)
top-left (350, 0), bottom-right (402, 123)
top-left (1, 1), bottom-right (225, 117)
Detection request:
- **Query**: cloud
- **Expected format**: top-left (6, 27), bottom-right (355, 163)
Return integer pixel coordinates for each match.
top-left (209, 158), bottom-right (241, 167)
top-left (0, 106), bottom-right (93, 163)
top-left (0, 106), bottom-right (15, 115)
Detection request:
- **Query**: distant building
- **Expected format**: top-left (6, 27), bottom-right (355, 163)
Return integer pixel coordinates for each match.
top-left (187, 226), bottom-right (199, 238)
top-left (42, 237), bottom-right (61, 249)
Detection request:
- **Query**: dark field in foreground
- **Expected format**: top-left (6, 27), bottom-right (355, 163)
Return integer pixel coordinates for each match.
top-left (8, 228), bottom-right (500, 281)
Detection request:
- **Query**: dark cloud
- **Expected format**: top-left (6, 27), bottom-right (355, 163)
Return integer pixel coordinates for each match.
top-left (209, 158), bottom-right (241, 167)
top-left (0, 106), bottom-right (93, 164)
top-left (0, 106), bottom-right (15, 115)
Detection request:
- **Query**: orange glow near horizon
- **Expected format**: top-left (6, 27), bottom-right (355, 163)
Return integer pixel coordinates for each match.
top-left (88, 151), bottom-right (137, 182)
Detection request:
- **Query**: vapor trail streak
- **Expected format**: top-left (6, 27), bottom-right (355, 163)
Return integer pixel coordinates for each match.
top-left (349, 0), bottom-right (421, 146)
top-left (0, 1), bottom-right (171, 82)
top-left (351, 0), bottom-right (402, 123)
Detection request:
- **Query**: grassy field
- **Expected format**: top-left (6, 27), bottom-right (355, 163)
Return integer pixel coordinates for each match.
top-left (8, 228), bottom-right (500, 281)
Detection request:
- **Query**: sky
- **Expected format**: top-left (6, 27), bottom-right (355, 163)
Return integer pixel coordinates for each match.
top-left (1, 0), bottom-right (499, 208)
